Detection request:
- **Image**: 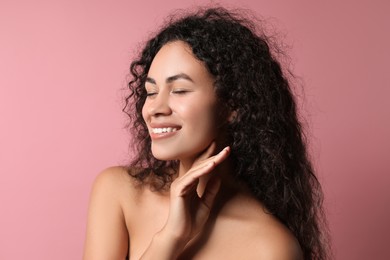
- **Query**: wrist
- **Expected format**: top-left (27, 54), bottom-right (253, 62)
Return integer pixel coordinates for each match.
top-left (139, 230), bottom-right (187, 260)
top-left (153, 228), bottom-right (188, 258)
top-left (156, 228), bottom-right (188, 248)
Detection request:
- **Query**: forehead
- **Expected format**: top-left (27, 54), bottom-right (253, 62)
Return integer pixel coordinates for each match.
top-left (147, 41), bottom-right (214, 83)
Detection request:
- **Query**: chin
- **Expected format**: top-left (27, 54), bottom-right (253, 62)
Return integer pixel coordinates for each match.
top-left (149, 132), bottom-right (217, 161)
top-left (151, 146), bottom-right (179, 161)
top-left (152, 153), bottom-right (176, 161)
top-left (151, 145), bottom-right (197, 162)
top-left (151, 144), bottom-right (209, 163)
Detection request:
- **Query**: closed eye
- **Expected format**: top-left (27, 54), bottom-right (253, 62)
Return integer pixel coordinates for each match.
top-left (146, 92), bottom-right (157, 97)
top-left (171, 89), bottom-right (191, 95)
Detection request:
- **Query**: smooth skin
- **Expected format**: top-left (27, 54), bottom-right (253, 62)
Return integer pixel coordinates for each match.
top-left (139, 144), bottom-right (229, 260)
top-left (83, 41), bottom-right (303, 260)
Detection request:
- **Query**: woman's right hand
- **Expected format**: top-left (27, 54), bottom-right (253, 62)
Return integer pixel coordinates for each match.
top-left (163, 143), bottom-right (230, 245)
top-left (139, 143), bottom-right (230, 259)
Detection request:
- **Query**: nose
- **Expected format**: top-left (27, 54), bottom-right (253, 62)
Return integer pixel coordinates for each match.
top-left (147, 91), bottom-right (172, 117)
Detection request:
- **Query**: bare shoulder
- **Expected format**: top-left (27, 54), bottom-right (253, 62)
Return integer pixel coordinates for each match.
top-left (84, 166), bottom-right (138, 259)
top-left (93, 166), bottom-right (133, 183)
top-left (208, 194), bottom-right (303, 260)
top-left (92, 166), bottom-right (135, 192)
top-left (90, 166), bottom-right (144, 210)
top-left (251, 214), bottom-right (303, 260)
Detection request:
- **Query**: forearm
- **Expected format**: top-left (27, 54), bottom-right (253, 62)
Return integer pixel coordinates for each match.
top-left (139, 230), bottom-right (187, 260)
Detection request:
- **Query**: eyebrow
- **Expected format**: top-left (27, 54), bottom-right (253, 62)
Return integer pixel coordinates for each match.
top-left (146, 73), bottom-right (194, 85)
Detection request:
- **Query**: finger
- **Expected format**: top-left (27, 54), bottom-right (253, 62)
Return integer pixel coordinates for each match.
top-left (209, 146), bottom-right (230, 166)
top-left (190, 146), bottom-right (230, 172)
top-left (173, 162), bottom-right (215, 197)
top-left (201, 176), bottom-right (221, 210)
top-left (173, 147), bottom-right (230, 197)
top-left (178, 178), bottom-right (198, 196)
top-left (198, 177), bottom-right (221, 218)
top-left (194, 141), bottom-right (217, 163)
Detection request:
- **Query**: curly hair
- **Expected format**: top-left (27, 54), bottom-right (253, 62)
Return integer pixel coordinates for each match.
top-left (123, 7), bottom-right (330, 260)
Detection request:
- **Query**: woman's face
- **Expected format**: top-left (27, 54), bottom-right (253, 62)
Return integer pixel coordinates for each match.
top-left (142, 41), bottom-right (219, 162)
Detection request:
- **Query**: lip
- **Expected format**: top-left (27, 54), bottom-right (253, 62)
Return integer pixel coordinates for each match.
top-left (148, 123), bottom-right (182, 140)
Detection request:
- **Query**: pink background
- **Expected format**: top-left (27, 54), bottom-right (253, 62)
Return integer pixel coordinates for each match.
top-left (1, 0), bottom-right (389, 259)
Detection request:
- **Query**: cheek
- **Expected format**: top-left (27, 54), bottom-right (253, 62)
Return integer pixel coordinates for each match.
top-left (181, 103), bottom-right (219, 134)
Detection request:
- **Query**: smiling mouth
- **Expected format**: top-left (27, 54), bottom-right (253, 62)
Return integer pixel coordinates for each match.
top-left (151, 127), bottom-right (179, 134)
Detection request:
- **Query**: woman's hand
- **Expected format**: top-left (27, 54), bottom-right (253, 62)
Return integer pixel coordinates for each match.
top-left (163, 143), bottom-right (230, 245)
top-left (139, 143), bottom-right (230, 260)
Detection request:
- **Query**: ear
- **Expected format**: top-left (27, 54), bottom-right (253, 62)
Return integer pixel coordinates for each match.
top-left (228, 110), bottom-right (237, 123)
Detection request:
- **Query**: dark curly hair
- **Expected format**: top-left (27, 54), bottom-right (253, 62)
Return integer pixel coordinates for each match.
top-left (124, 7), bottom-right (330, 260)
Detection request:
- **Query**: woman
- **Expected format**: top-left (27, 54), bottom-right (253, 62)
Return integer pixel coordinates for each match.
top-left (84, 7), bottom-right (329, 260)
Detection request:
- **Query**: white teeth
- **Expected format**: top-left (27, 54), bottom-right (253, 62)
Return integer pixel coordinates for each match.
top-left (152, 127), bottom-right (178, 134)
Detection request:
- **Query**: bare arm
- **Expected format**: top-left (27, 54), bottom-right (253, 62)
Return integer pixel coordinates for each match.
top-left (83, 167), bottom-right (129, 260)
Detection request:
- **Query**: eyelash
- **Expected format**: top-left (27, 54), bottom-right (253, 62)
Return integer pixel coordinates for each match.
top-left (171, 90), bottom-right (188, 95)
top-left (145, 90), bottom-right (189, 97)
